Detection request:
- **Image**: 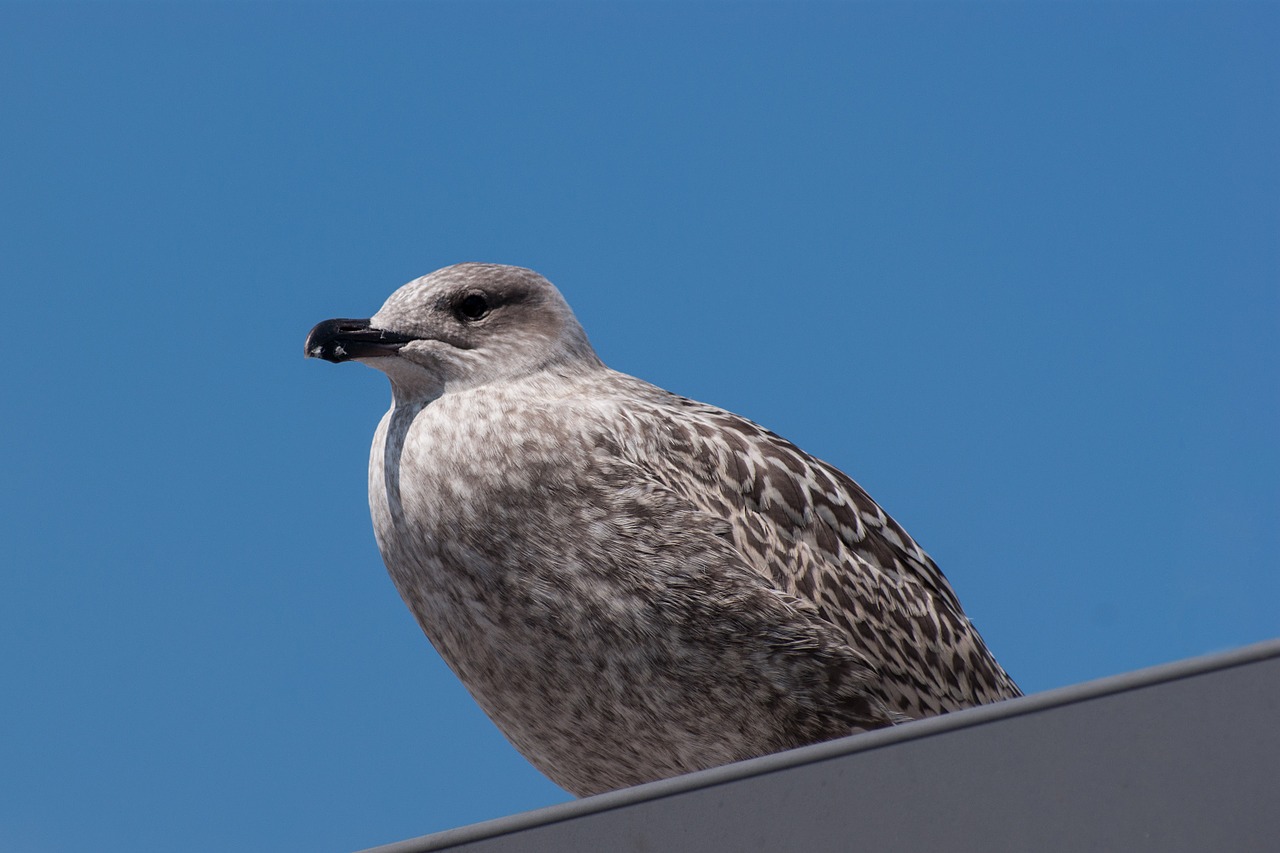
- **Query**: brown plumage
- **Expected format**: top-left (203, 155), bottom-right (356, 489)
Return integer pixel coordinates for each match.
top-left (306, 263), bottom-right (1020, 796)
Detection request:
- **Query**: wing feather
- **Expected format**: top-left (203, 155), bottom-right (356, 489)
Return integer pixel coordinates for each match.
top-left (609, 392), bottom-right (1021, 716)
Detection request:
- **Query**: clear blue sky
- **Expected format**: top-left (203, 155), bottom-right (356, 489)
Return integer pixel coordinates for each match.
top-left (3, 3), bottom-right (1276, 851)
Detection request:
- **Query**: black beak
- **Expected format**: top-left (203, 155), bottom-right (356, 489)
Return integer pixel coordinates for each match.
top-left (305, 318), bottom-right (417, 363)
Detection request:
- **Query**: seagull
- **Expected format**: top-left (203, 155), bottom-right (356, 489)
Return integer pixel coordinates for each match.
top-left (306, 262), bottom-right (1021, 797)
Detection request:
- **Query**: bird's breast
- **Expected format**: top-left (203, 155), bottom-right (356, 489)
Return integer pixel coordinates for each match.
top-left (366, 391), bottom-right (613, 656)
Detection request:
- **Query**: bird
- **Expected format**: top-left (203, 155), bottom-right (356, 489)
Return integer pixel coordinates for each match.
top-left (305, 262), bottom-right (1021, 797)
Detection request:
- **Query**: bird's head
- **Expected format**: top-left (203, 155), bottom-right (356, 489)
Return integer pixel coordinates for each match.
top-left (306, 263), bottom-right (602, 401)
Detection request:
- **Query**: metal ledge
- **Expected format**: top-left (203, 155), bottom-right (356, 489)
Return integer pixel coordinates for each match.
top-left (363, 638), bottom-right (1280, 853)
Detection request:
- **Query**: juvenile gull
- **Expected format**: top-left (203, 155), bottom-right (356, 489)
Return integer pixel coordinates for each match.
top-left (305, 263), bottom-right (1020, 796)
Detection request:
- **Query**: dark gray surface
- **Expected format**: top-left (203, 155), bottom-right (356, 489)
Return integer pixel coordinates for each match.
top-left (362, 639), bottom-right (1280, 853)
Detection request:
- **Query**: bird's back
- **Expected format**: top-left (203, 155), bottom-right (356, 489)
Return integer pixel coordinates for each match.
top-left (596, 372), bottom-right (1022, 718)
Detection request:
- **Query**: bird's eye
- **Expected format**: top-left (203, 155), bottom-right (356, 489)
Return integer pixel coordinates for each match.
top-left (457, 293), bottom-right (490, 321)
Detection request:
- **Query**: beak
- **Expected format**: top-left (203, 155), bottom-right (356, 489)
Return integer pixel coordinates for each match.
top-left (305, 318), bottom-right (417, 363)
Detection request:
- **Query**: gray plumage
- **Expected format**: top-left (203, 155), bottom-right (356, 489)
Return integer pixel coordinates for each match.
top-left (305, 263), bottom-right (1020, 797)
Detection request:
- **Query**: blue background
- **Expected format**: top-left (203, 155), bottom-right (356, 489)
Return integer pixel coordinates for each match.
top-left (3, 3), bottom-right (1276, 851)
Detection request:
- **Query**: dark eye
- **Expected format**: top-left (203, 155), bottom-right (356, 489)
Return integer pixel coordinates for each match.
top-left (456, 293), bottom-right (490, 321)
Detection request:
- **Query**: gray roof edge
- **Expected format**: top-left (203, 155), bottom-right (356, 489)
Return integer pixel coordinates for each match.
top-left (359, 636), bottom-right (1280, 853)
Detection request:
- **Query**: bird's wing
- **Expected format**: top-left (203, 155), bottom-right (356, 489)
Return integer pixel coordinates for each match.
top-left (608, 393), bottom-right (1021, 716)
top-left (573, 448), bottom-right (908, 742)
